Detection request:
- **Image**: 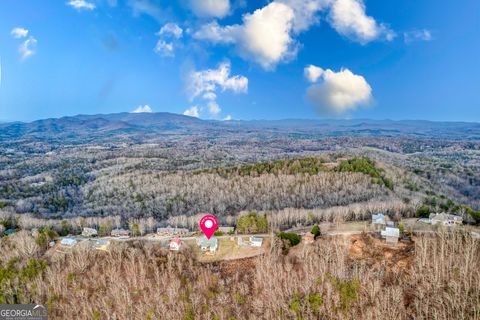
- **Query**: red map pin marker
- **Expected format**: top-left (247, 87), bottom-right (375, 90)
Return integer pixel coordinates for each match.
top-left (199, 214), bottom-right (218, 239)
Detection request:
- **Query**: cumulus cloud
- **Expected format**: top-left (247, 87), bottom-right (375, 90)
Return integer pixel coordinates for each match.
top-left (277, 0), bottom-right (329, 33)
top-left (67, 0), bottom-right (96, 10)
top-left (154, 23), bottom-right (183, 57)
top-left (194, 0), bottom-right (393, 69)
top-left (183, 106), bottom-right (200, 117)
top-left (188, 0), bottom-right (230, 18)
top-left (186, 62), bottom-right (247, 117)
top-left (157, 23), bottom-right (183, 39)
top-left (194, 21), bottom-right (237, 43)
top-left (19, 37), bottom-right (37, 60)
top-left (154, 40), bottom-right (174, 56)
top-left (187, 62), bottom-right (248, 100)
top-left (305, 65), bottom-right (372, 115)
top-left (207, 101), bottom-right (221, 115)
top-left (194, 2), bottom-right (297, 70)
top-left (304, 64), bottom-right (324, 83)
top-left (132, 105), bottom-right (153, 113)
top-left (11, 27), bottom-right (29, 39)
top-left (404, 29), bottom-right (432, 43)
top-left (11, 27), bottom-right (37, 60)
top-left (328, 0), bottom-right (395, 44)
top-left (223, 115), bottom-right (232, 121)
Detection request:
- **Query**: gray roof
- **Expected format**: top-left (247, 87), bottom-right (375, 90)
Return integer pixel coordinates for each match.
top-left (250, 236), bottom-right (263, 243)
top-left (429, 213), bottom-right (463, 221)
top-left (381, 227), bottom-right (400, 238)
top-left (199, 236), bottom-right (218, 248)
top-left (372, 213), bottom-right (386, 224)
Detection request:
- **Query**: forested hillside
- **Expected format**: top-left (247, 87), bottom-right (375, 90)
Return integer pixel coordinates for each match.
top-left (0, 113), bottom-right (479, 230)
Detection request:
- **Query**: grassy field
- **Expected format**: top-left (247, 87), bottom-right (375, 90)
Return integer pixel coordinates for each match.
top-left (184, 236), bottom-right (269, 262)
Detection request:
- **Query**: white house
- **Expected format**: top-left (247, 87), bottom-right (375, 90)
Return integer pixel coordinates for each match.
top-left (372, 213), bottom-right (386, 230)
top-left (199, 237), bottom-right (218, 252)
top-left (381, 227), bottom-right (400, 245)
top-left (157, 226), bottom-right (189, 236)
top-left (111, 228), bottom-right (131, 237)
top-left (429, 213), bottom-right (463, 226)
top-left (169, 238), bottom-right (184, 251)
top-left (249, 236), bottom-right (263, 247)
top-left (60, 238), bottom-right (77, 247)
top-left (95, 239), bottom-right (110, 251)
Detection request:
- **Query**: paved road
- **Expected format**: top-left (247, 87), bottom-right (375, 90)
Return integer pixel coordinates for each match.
top-left (62, 228), bottom-right (480, 244)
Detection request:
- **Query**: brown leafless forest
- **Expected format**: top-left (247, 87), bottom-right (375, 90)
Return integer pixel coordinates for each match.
top-left (1, 230), bottom-right (478, 319)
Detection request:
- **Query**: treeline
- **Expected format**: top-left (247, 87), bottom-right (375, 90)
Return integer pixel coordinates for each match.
top-left (167, 199), bottom-right (417, 231)
top-left (82, 170), bottom-right (387, 219)
top-left (335, 158), bottom-right (394, 190)
top-left (199, 157), bottom-right (328, 176)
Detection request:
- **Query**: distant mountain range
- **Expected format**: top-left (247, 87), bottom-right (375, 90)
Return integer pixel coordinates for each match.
top-left (1, 112), bottom-right (479, 142)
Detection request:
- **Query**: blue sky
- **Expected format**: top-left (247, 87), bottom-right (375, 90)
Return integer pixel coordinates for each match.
top-left (0, 0), bottom-right (479, 122)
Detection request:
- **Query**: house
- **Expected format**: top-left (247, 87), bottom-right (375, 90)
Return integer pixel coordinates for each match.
top-left (111, 228), bottom-right (131, 237)
top-left (372, 213), bottom-right (386, 229)
top-left (157, 226), bottom-right (189, 236)
top-left (218, 226), bottom-right (234, 234)
top-left (302, 233), bottom-right (315, 244)
top-left (249, 236), bottom-right (263, 247)
top-left (95, 239), bottom-right (110, 251)
top-left (381, 227), bottom-right (400, 245)
top-left (386, 221), bottom-right (395, 228)
top-left (198, 236), bottom-right (218, 253)
top-left (82, 227), bottom-right (98, 237)
top-left (169, 238), bottom-right (184, 251)
top-left (60, 238), bottom-right (77, 247)
top-left (429, 213), bottom-right (463, 226)
top-left (418, 218), bottom-right (431, 224)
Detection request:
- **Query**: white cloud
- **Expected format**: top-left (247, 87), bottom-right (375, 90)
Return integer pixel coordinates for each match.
top-left (186, 62), bottom-right (247, 118)
top-left (183, 106), bottom-right (200, 117)
top-left (132, 105), bottom-right (153, 113)
top-left (305, 66), bottom-right (372, 115)
top-left (194, 2), bottom-right (297, 70)
top-left (154, 23), bottom-right (183, 57)
top-left (11, 27), bottom-right (29, 39)
top-left (304, 64), bottom-right (324, 83)
top-left (277, 0), bottom-right (330, 33)
top-left (404, 29), bottom-right (432, 43)
top-left (157, 23), bottom-right (183, 39)
top-left (203, 92), bottom-right (217, 100)
top-left (187, 61), bottom-right (248, 100)
top-left (19, 37), bottom-right (37, 60)
top-left (67, 0), bottom-right (96, 10)
top-left (194, 21), bottom-right (237, 43)
top-left (188, 0), bottom-right (231, 18)
top-left (194, 0), bottom-right (394, 67)
top-left (154, 40), bottom-right (174, 56)
top-left (223, 115), bottom-right (232, 121)
top-left (128, 0), bottom-right (163, 21)
top-left (207, 101), bottom-right (221, 115)
top-left (328, 0), bottom-right (395, 44)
